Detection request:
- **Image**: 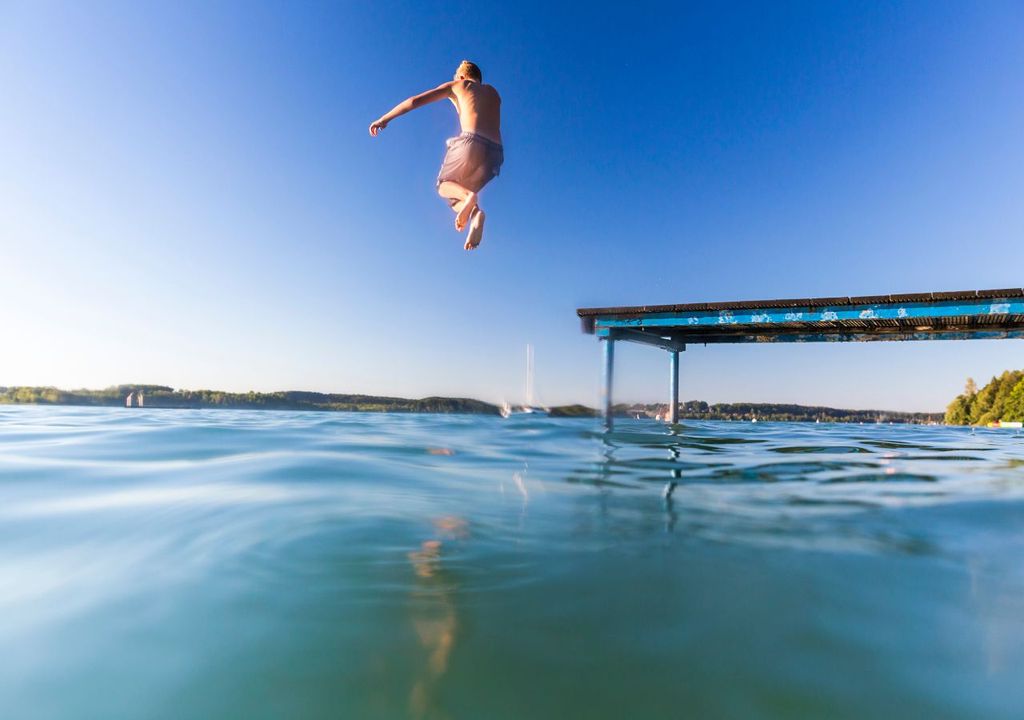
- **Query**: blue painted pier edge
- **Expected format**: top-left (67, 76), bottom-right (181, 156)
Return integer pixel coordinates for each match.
top-left (578, 289), bottom-right (1024, 428)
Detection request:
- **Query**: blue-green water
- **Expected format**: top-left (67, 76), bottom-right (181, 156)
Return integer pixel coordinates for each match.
top-left (2, 406), bottom-right (1023, 719)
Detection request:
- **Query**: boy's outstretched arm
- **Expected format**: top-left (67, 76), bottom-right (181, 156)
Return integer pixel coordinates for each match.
top-left (369, 81), bottom-right (456, 136)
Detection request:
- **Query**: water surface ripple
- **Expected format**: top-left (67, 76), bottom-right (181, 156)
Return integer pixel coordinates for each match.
top-left (1, 406), bottom-right (1023, 719)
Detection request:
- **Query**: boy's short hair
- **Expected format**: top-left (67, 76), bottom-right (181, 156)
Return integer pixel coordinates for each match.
top-left (456, 60), bottom-right (482, 82)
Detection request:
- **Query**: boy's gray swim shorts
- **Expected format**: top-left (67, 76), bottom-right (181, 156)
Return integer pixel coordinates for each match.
top-left (436, 132), bottom-right (504, 199)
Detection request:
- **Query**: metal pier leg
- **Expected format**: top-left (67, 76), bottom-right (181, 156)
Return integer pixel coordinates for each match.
top-left (602, 338), bottom-right (615, 429)
top-left (669, 350), bottom-right (679, 424)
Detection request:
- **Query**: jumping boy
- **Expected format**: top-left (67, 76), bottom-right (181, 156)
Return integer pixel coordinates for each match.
top-left (369, 61), bottom-right (503, 251)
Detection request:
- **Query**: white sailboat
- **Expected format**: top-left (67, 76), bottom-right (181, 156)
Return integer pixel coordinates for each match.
top-left (501, 344), bottom-right (549, 416)
top-left (522, 344), bottom-right (548, 414)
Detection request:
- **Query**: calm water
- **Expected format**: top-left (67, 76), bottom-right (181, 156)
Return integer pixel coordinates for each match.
top-left (2, 406), bottom-right (1023, 719)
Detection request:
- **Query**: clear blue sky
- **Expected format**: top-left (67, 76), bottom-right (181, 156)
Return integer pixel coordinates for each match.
top-left (2, 1), bottom-right (1022, 411)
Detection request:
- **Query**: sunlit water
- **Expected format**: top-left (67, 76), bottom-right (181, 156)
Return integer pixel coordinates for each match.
top-left (2, 406), bottom-right (1023, 719)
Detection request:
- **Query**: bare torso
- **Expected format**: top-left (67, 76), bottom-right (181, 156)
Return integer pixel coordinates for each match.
top-left (449, 80), bottom-right (502, 144)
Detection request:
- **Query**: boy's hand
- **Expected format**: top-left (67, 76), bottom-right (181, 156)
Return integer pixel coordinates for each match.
top-left (368, 118), bottom-right (388, 136)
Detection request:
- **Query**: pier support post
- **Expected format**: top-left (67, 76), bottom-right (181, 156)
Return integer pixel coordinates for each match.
top-left (602, 338), bottom-right (615, 428)
top-left (669, 350), bottom-right (679, 424)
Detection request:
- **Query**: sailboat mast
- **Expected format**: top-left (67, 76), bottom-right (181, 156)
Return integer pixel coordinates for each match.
top-left (526, 344), bottom-right (534, 407)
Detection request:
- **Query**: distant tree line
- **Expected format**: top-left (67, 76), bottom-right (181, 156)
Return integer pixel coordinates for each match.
top-left (944, 371), bottom-right (1024, 425)
top-left (0, 385), bottom-right (957, 424)
top-left (609, 401), bottom-right (941, 424)
top-left (549, 401), bottom-right (941, 423)
top-left (0, 385), bottom-right (499, 415)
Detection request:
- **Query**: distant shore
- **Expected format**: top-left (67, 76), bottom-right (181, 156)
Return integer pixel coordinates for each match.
top-left (0, 385), bottom-right (944, 423)
top-left (0, 385), bottom-right (500, 415)
top-left (602, 402), bottom-right (943, 424)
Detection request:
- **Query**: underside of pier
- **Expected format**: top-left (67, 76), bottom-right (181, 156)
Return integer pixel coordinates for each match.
top-left (577, 289), bottom-right (1024, 426)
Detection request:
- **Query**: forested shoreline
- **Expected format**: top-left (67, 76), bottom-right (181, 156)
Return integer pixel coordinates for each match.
top-left (0, 385), bottom-right (499, 415)
top-left (546, 402), bottom-right (941, 423)
top-left (944, 371), bottom-right (1024, 426)
top-left (619, 401), bottom-right (941, 424)
top-left (0, 384), bottom-right (959, 424)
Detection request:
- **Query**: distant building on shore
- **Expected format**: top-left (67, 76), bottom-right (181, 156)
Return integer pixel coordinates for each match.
top-left (125, 392), bottom-right (134, 408)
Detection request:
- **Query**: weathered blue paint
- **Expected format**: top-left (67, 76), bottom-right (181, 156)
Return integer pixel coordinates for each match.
top-left (593, 298), bottom-right (1024, 332)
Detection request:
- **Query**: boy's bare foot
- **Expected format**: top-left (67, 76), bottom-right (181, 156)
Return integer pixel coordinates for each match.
top-left (454, 192), bottom-right (477, 232)
top-left (464, 208), bottom-right (485, 250)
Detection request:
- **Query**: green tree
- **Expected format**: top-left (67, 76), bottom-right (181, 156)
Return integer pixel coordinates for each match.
top-left (944, 377), bottom-right (978, 425)
top-left (945, 396), bottom-right (970, 425)
top-left (992, 371), bottom-right (1022, 421)
top-left (973, 371), bottom-right (1023, 425)
top-left (1001, 377), bottom-right (1024, 423)
top-left (942, 380), bottom-right (974, 426)
top-left (968, 376), bottom-right (999, 425)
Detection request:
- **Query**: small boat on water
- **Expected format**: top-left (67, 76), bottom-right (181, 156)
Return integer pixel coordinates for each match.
top-left (502, 344), bottom-right (549, 417)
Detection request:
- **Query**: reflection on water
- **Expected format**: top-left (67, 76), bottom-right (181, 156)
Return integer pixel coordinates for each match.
top-left (1, 406), bottom-right (1024, 718)
top-left (408, 516), bottom-right (467, 719)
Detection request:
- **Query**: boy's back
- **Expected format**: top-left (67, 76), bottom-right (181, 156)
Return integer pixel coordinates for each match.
top-left (450, 80), bottom-right (501, 145)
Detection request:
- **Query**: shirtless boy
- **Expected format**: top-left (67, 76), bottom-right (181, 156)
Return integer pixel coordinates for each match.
top-left (369, 61), bottom-right (503, 250)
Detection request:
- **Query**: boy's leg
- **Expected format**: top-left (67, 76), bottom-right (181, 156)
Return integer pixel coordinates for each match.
top-left (465, 207), bottom-right (485, 251)
top-left (437, 181), bottom-right (478, 232)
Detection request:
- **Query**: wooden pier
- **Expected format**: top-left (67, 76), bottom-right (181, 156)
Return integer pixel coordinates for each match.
top-left (578, 289), bottom-right (1024, 426)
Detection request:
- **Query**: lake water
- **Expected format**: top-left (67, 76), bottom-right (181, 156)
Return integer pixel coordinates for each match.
top-left (1, 405), bottom-right (1023, 719)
